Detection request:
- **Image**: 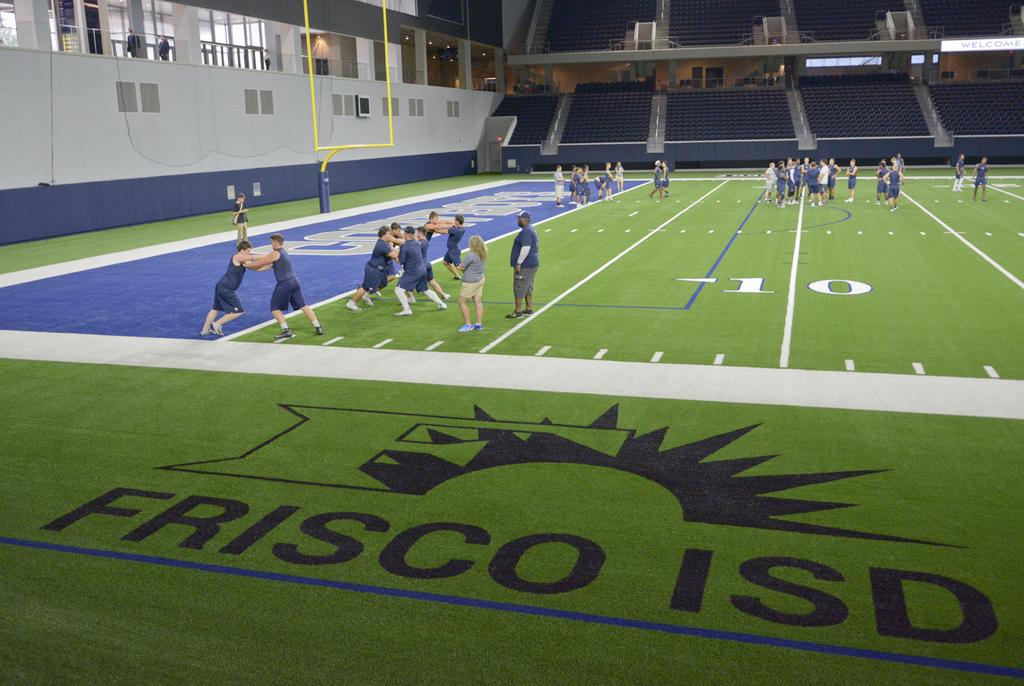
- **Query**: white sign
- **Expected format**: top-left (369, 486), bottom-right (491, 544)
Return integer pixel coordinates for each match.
top-left (940, 37), bottom-right (1024, 53)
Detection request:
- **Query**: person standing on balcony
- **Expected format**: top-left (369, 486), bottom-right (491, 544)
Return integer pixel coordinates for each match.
top-left (127, 28), bottom-right (143, 58)
top-left (158, 36), bottom-right (170, 61)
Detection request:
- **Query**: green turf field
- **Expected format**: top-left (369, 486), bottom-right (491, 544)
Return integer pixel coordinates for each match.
top-left (231, 174), bottom-right (1024, 380)
top-left (0, 359), bottom-right (1020, 684)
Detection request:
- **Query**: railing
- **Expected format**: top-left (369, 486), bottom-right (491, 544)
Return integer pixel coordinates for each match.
top-left (670, 77), bottom-right (783, 90)
top-left (511, 81), bottom-right (559, 96)
top-left (202, 41), bottom-right (269, 70)
top-left (937, 68), bottom-right (1024, 82)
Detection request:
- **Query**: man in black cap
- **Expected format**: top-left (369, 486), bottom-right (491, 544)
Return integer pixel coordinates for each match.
top-left (507, 211), bottom-right (539, 319)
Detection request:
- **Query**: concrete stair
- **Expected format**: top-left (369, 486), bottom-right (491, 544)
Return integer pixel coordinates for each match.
top-left (542, 93), bottom-right (572, 155)
top-left (527, 0), bottom-right (554, 54)
top-left (786, 87), bottom-right (816, 150)
top-left (655, 0), bottom-right (672, 48)
top-left (914, 83), bottom-right (953, 147)
top-left (647, 92), bottom-right (667, 154)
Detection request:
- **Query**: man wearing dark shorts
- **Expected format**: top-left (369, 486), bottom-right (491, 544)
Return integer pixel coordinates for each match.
top-left (243, 233), bottom-right (322, 341)
top-left (201, 240), bottom-right (253, 336)
top-left (393, 227), bottom-right (447, 316)
top-left (507, 211), bottom-right (539, 319)
top-left (347, 226), bottom-right (398, 311)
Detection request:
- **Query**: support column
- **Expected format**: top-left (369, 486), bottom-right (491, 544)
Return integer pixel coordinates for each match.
top-left (356, 36), bottom-right (372, 81)
top-left (96, 0), bottom-right (112, 56)
top-left (494, 47), bottom-right (505, 92)
top-left (73, 0), bottom-right (87, 51)
top-left (171, 4), bottom-right (201, 65)
top-left (667, 59), bottom-right (677, 88)
top-left (13, 0), bottom-right (51, 50)
top-left (414, 27), bottom-right (427, 84)
top-left (127, 0), bottom-right (144, 46)
top-left (544, 63), bottom-right (553, 87)
top-left (265, 21), bottom-right (301, 73)
top-left (458, 38), bottom-right (472, 89)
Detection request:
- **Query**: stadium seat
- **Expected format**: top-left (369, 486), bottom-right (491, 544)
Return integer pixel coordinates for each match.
top-left (561, 82), bottom-right (653, 143)
top-left (665, 90), bottom-right (795, 141)
top-left (799, 73), bottom-right (930, 138)
top-left (545, 0), bottom-right (656, 52)
top-left (918, 0), bottom-right (1016, 37)
top-left (929, 81), bottom-right (1024, 135)
top-left (793, 0), bottom-right (905, 41)
top-left (492, 96), bottom-right (559, 145)
top-left (670, 0), bottom-right (780, 46)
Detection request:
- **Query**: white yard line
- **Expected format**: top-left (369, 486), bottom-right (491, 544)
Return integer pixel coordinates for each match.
top-left (913, 362), bottom-right (926, 375)
top-left (3, 330), bottom-right (1023, 420)
top-left (651, 351), bottom-right (664, 363)
top-left (594, 348), bottom-right (608, 360)
top-left (0, 179), bottom-right (520, 290)
top-left (903, 193), bottom-right (1024, 291)
top-left (321, 336), bottom-right (344, 346)
top-left (984, 365), bottom-right (1000, 379)
top-left (628, 211), bottom-right (639, 217)
top-left (713, 353), bottom-right (725, 366)
top-left (987, 185), bottom-right (1024, 202)
top-left (534, 345), bottom-right (551, 357)
top-left (479, 181), bottom-right (729, 354)
top-left (220, 180), bottom-right (653, 342)
top-left (372, 338), bottom-right (393, 349)
top-left (779, 189), bottom-right (807, 368)
top-left (845, 359), bottom-right (856, 372)
top-left (425, 340), bottom-right (445, 351)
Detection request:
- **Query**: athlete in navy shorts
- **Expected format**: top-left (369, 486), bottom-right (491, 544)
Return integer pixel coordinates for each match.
top-left (347, 226), bottom-right (398, 311)
top-left (243, 233), bottom-right (322, 341)
top-left (973, 157), bottom-right (989, 202)
top-left (393, 227), bottom-right (447, 316)
top-left (429, 214), bottom-right (467, 281)
top-left (201, 239), bottom-right (253, 336)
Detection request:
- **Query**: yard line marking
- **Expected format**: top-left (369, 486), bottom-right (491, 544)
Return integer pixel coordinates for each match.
top-left (373, 339), bottom-right (393, 349)
top-left (713, 353), bottom-right (725, 366)
top-left (904, 192), bottom-right (1024, 292)
top-left (779, 190), bottom-right (807, 369)
top-left (625, 229), bottom-right (631, 233)
top-left (984, 365), bottom-right (1000, 379)
top-left (571, 229), bottom-right (578, 233)
top-left (425, 340), bottom-right (445, 351)
top-left (598, 229), bottom-right (604, 233)
top-left (985, 232), bottom-right (992, 237)
top-left (845, 359), bottom-right (855, 372)
top-left (857, 231), bottom-right (863, 235)
top-left (534, 346), bottom-right (551, 357)
top-left (919, 231), bottom-right (926, 236)
top-left (321, 336), bottom-right (344, 346)
top-left (628, 211), bottom-right (639, 217)
top-left (685, 190), bottom-right (766, 311)
top-left (888, 231), bottom-right (894, 235)
top-left (913, 362), bottom-right (926, 375)
top-left (480, 181), bottom-right (730, 354)
top-left (545, 228), bottom-right (552, 232)
top-left (221, 180), bottom-right (653, 342)
top-left (594, 348), bottom-right (608, 360)
top-left (988, 185), bottom-right (1024, 202)
top-left (826, 230), bottom-right (832, 235)
top-left (680, 229), bottom-right (686, 233)
top-left (650, 351), bottom-right (663, 363)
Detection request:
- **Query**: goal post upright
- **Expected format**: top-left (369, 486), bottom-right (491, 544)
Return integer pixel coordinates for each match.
top-left (303, 0), bottom-right (396, 213)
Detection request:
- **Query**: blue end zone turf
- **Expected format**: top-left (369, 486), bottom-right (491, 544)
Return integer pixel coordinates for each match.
top-left (0, 181), bottom-right (642, 339)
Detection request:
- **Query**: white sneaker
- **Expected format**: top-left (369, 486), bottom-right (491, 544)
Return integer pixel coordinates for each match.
top-left (443, 293), bottom-right (451, 301)
top-left (363, 296), bottom-right (374, 307)
top-left (407, 296), bottom-right (416, 304)
top-left (395, 309), bottom-right (413, 316)
top-left (437, 302), bottom-right (448, 310)
top-left (346, 300), bottom-right (360, 312)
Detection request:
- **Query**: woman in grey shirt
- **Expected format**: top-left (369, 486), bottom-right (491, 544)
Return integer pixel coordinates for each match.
top-left (457, 235), bottom-right (487, 332)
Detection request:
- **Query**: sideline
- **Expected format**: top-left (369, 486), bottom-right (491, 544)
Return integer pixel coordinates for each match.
top-left (1, 330), bottom-right (1022, 420)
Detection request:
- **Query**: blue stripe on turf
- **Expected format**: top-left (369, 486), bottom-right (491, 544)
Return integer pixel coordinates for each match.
top-left (1, 534), bottom-right (1020, 680)
top-left (683, 190), bottom-right (765, 311)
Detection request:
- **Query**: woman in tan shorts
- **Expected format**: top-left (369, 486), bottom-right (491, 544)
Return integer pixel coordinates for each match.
top-left (457, 235), bottom-right (487, 332)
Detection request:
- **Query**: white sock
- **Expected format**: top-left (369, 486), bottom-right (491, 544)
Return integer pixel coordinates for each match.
top-left (395, 287), bottom-right (410, 310)
top-left (424, 290), bottom-right (444, 306)
top-left (311, 319), bottom-right (320, 328)
top-left (280, 323), bottom-right (289, 330)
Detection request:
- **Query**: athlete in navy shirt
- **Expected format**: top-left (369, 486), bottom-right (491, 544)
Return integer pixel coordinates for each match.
top-left (973, 157), bottom-right (989, 202)
top-left (428, 213), bottom-right (467, 280)
top-left (201, 240), bottom-right (253, 336)
top-left (393, 227), bottom-right (447, 316)
top-left (243, 234), bottom-right (322, 340)
top-left (845, 160), bottom-right (858, 203)
top-left (347, 226), bottom-right (398, 311)
top-left (875, 160), bottom-right (888, 205)
top-left (953, 153), bottom-right (966, 192)
top-left (886, 162), bottom-right (902, 212)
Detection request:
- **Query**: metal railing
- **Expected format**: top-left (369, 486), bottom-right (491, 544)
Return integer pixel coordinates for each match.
top-left (937, 68), bottom-right (1024, 82)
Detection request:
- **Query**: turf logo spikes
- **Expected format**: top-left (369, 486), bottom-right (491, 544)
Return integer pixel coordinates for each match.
top-left (161, 403), bottom-right (943, 545)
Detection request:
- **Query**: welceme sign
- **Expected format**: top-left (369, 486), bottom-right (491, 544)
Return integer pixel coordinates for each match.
top-left (941, 36), bottom-right (1024, 52)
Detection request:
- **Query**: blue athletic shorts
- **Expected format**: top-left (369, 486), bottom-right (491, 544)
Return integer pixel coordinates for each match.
top-left (399, 270), bottom-right (428, 293)
top-left (888, 187), bottom-right (901, 199)
top-left (270, 278), bottom-right (306, 311)
top-left (808, 183), bottom-right (820, 194)
top-left (212, 286), bottom-right (243, 313)
top-left (848, 178), bottom-right (857, 189)
top-left (828, 179), bottom-right (836, 188)
top-left (876, 182), bottom-right (886, 194)
top-left (361, 265), bottom-right (388, 293)
top-left (975, 178), bottom-right (987, 187)
top-left (443, 249), bottom-right (461, 265)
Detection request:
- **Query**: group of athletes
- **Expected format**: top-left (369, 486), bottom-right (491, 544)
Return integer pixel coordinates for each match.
top-left (553, 162), bottom-right (626, 206)
top-left (763, 153), bottom-right (991, 212)
top-left (201, 209), bottom-right (503, 341)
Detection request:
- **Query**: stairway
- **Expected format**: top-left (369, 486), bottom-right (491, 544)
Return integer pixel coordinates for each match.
top-left (647, 91), bottom-right (667, 154)
top-left (786, 87), bottom-right (816, 150)
top-left (655, 0), bottom-right (672, 48)
top-left (1011, 5), bottom-right (1024, 34)
top-left (914, 83), bottom-right (953, 147)
top-left (527, 0), bottom-right (555, 54)
top-left (903, 0), bottom-right (928, 38)
top-left (779, 0), bottom-right (800, 41)
top-left (542, 93), bottom-right (572, 155)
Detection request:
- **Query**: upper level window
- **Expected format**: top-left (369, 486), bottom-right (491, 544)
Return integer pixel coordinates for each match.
top-left (806, 56), bottom-right (883, 68)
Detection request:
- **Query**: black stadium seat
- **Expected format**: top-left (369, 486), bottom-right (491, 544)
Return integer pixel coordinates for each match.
top-left (919, 0), bottom-right (1016, 37)
top-left (493, 96), bottom-right (558, 145)
top-left (670, 0), bottom-right (780, 46)
top-left (793, 0), bottom-right (905, 41)
top-left (546, 0), bottom-right (656, 52)
top-left (666, 90), bottom-right (795, 141)
top-left (561, 82), bottom-right (653, 143)
top-left (929, 82), bottom-right (1024, 135)
top-left (799, 73), bottom-right (930, 137)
